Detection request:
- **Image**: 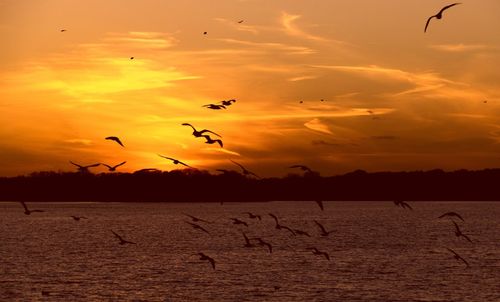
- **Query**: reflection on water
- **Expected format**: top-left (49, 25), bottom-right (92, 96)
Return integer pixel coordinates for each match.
top-left (0, 201), bottom-right (499, 301)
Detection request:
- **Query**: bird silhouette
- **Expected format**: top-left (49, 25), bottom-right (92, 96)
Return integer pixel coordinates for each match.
top-left (185, 221), bottom-right (210, 234)
top-left (157, 155), bottom-right (191, 168)
top-left (203, 104), bottom-right (226, 110)
top-left (202, 135), bottom-right (223, 147)
top-left (252, 237), bottom-right (272, 253)
top-left (203, 31), bottom-right (207, 35)
top-left (394, 200), bottom-right (413, 210)
top-left (101, 161), bottom-right (127, 172)
top-left (237, 20), bottom-right (244, 24)
top-left (293, 229), bottom-right (311, 237)
top-left (130, 57), bottom-right (134, 60)
top-left (230, 218), bottom-right (248, 227)
top-left (183, 213), bottom-right (212, 224)
top-left (111, 230), bottom-right (136, 245)
top-left (314, 220), bottom-right (334, 236)
top-left (242, 232), bottom-right (255, 248)
top-left (242, 212), bottom-right (261, 220)
top-left (70, 215), bottom-right (87, 221)
top-left (452, 221), bottom-right (472, 243)
top-left (307, 247), bottom-right (330, 261)
top-left (438, 212), bottom-right (465, 222)
top-left (446, 248), bottom-right (469, 267)
top-left (70, 161), bottom-right (100, 173)
top-left (182, 123), bottom-right (221, 138)
top-left (315, 200), bottom-right (324, 211)
top-left (289, 165), bottom-right (313, 173)
top-left (198, 253), bottom-right (215, 269)
top-left (230, 160), bottom-right (260, 178)
top-left (105, 136), bottom-right (124, 147)
top-left (268, 213), bottom-right (296, 236)
top-left (219, 99), bottom-right (236, 106)
top-left (425, 3), bottom-right (461, 33)
top-left (19, 201), bottom-right (44, 215)
top-left (60, 29), bottom-right (67, 32)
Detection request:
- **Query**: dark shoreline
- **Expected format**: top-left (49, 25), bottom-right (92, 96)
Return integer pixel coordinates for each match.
top-left (1, 168), bottom-right (499, 202)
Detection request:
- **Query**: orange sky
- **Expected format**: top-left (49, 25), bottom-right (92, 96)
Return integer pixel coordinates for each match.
top-left (1, 0), bottom-right (500, 176)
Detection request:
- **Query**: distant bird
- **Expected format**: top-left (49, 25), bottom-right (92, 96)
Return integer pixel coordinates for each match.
top-left (394, 200), bottom-right (413, 210)
top-left (198, 252), bottom-right (215, 269)
top-left (452, 221), bottom-right (472, 243)
top-left (101, 161), bottom-right (127, 172)
top-left (105, 136), bottom-right (124, 147)
top-left (289, 165), bottom-right (313, 173)
top-left (202, 135), bottom-right (223, 147)
top-left (219, 99), bottom-right (236, 106)
top-left (242, 212), bottom-right (261, 220)
top-left (253, 237), bottom-right (272, 253)
top-left (230, 218), bottom-right (248, 227)
top-left (185, 221), bottom-right (210, 234)
top-left (315, 200), bottom-right (324, 211)
top-left (438, 212), bottom-right (465, 222)
top-left (320, 99), bottom-right (325, 102)
top-left (130, 57), bottom-right (134, 60)
top-left (446, 248), bottom-right (469, 267)
top-left (299, 101), bottom-right (303, 104)
top-left (367, 110), bottom-right (374, 115)
top-left (157, 155), bottom-right (191, 168)
top-left (307, 247), bottom-right (330, 261)
top-left (111, 230), bottom-right (136, 245)
top-left (203, 104), bottom-right (226, 110)
top-left (182, 123), bottom-right (221, 138)
top-left (268, 213), bottom-right (296, 236)
top-left (183, 213), bottom-right (212, 224)
top-left (70, 215), bottom-right (87, 221)
top-left (203, 31), bottom-right (207, 35)
top-left (70, 161), bottom-right (100, 173)
top-left (314, 220), bottom-right (334, 237)
top-left (60, 29), bottom-right (66, 32)
top-left (19, 201), bottom-right (44, 215)
top-left (242, 232), bottom-right (255, 248)
top-left (425, 3), bottom-right (461, 33)
top-left (237, 20), bottom-right (244, 24)
top-left (293, 229), bottom-right (311, 237)
top-left (483, 100), bottom-right (488, 104)
top-left (231, 160), bottom-right (260, 178)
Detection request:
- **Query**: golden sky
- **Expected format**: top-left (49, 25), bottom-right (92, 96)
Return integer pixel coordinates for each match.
top-left (1, 0), bottom-right (500, 176)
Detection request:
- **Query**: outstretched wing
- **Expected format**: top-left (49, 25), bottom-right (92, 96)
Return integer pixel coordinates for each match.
top-left (111, 230), bottom-right (124, 241)
top-left (19, 201), bottom-right (29, 212)
top-left (440, 3), bottom-right (461, 15)
top-left (69, 161), bottom-right (83, 168)
top-left (230, 160), bottom-right (245, 170)
top-left (114, 161), bottom-right (127, 168)
top-left (199, 129), bottom-right (222, 138)
top-left (158, 154), bottom-right (175, 161)
top-left (314, 220), bottom-right (327, 233)
top-left (424, 15), bottom-right (434, 33)
top-left (84, 163), bottom-right (100, 168)
top-left (315, 200), bottom-right (324, 211)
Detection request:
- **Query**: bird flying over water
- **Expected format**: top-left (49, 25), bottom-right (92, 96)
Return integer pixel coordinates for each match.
top-left (183, 213), bottom-right (212, 224)
top-left (19, 201), bottom-right (44, 215)
top-left (60, 29), bottom-right (67, 32)
top-left (237, 20), bottom-right (244, 24)
top-left (315, 200), bottom-right (324, 211)
top-left (253, 237), bottom-right (272, 253)
top-left (105, 136), bottom-right (124, 147)
top-left (242, 232), bottom-right (255, 248)
top-left (111, 230), bottom-right (136, 245)
top-left (394, 200), bottom-right (413, 210)
top-left (424, 3), bottom-right (461, 33)
top-left (157, 155), bottom-right (192, 168)
top-left (202, 135), bottom-right (223, 147)
top-left (69, 161), bottom-right (100, 172)
top-left (182, 123), bottom-right (221, 138)
top-left (314, 220), bottom-right (334, 236)
top-left (101, 161), bottom-right (127, 172)
top-left (203, 104), bottom-right (226, 110)
top-left (452, 221), bottom-right (472, 243)
top-left (230, 218), bottom-right (248, 227)
top-left (446, 248), bottom-right (469, 267)
top-left (231, 160), bottom-right (260, 178)
top-left (242, 212), bottom-right (261, 220)
top-left (307, 247), bottom-right (330, 261)
top-left (198, 253), bottom-right (215, 269)
top-left (70, 215), bottom-right (87, 221)
top-left (268, 213), bottom-right (296, 236)
top-left (185, 221), bottom-right (210, 234)
top-left (438, 212), bottom-right (464, 222)
top-left (293, 228), bottom-right (311, 237)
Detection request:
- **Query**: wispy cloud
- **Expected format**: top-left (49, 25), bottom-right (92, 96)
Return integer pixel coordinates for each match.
top-left (304, 118), bottom-right (333, 135)
top-left (281, 12), bottom-right (329, 42)
top-left (288, 75), bottom-right (318, 82)
top-left (429, 43), bottom-right (490, 52)
top-left (217, 38), bottom-right (316, 54)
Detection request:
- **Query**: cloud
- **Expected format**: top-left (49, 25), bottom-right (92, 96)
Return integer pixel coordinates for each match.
top-left (287, 75), bottom-right (318, 82)
top-left (216, 38), bottom-right (316, 55)
top-left (304, 118), bottom-right (333, 135)
top-left (429, 44), bottom-right (490, 53)
top-left (281, 12), bottom-right (329, 42)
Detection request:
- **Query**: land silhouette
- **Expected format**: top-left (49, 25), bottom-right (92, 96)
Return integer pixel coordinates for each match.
top-left (0, 168), bottom-right (499, 202)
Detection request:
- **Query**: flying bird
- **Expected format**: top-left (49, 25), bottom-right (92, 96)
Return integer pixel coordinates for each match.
top-left (307, 247), bottom-right (330, 261)
top-left (111, 230), bottom-right (136, 245)
top-left (105, 136), bottom-right (124, 147)
top-left (202, 135), bottom-right (223, 148)
top-left (315, 200), bottom-right (324, 211)
top-left (231, 160), bottom-right (260, 178)
top-left (289, 165), bottom-right (313, 173)
top-left (185, 221), bottom-right (210, 234)
top-left (268, 213), bottom-right (295, 236)
top-left (293, 229), bottom-right (311, 237)
top-left (203, 104), bottom-right (226, 110)
top-left (19, 201), bottom-right (44, 215)
top-left (452, 221), bottom-right (472, 243)
top-left (219, 99), bottom-right (236, 106)
top-left (230, 218), bottom-right (248, 227)
top-left (203, 31), bottom-right (207, 35)
top-left (157, 155), bottom-right (191, 168)
top-left (198, 253), bottom-right (215, 269)
top-left (101, 161), bottom-right (127, 172)
top-left (182, 123), bottom-right (221, 138)
top-left (446, 248), bottom-right (469, 267)
top-left (253, 237), bottom-right (272, 253)
top-left (242, 232), bottom-right (255, 248)
top-left (438, 212), bottom-right (465, 222)
top-left (70, 161), bottom-right (100, 172)
top-left (60, 29), bottom-right (67, 32)
top-left (130, 57), bottom-right (134, 60)
top-left (314, 220), bottom-right (334, 237)
top-left (394, 200), bottom-right (413, 210)
top-left (242, 212), bottom-right (261, 220)
top-left (424, 3), bottom-right (461, 33)
top-left (183, 213), bottom-right (212, 224)
top-left (70, 216), bottom-right (87, 221)
top-left (237, 20), bottom-right (244, 24)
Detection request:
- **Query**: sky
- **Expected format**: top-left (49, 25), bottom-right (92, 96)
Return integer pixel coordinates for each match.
top-left (1, 0), bottom-right (500, 177)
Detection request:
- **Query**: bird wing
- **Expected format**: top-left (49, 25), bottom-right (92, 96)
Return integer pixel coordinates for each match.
top-left (462, 234), bottom-right (473, 243)
top-left (452, 212), bottom-right (465, 221)
top-left (424, 15), bottom-right (435, 33)
top-left (316, 200), bottom-right (324, 211)
top-left (281, 225), bottom-right (296, 235)
top-left (158, 154), bottom-right (175, 161)
top-left (31, 210), bottom-right (44, 213)
top-left (199, 129), bottom-right (222, 137)
top-left (209, 258), bottom-right (215, 269)
top-left (101, 163), bottom-right (112, 169)
top-left (322, 252), bottom-right (330, 261)
top-left (114, 161), bottom-right (127, 168)
top-left (268, 213), bottom-right (279, 224)
top-left (242, 232), bottom-right (251, 244)
top-left (402, 202), bottom-right (413, 210)
top-left (19, 201), bottom-right (29, 212)
top-left (111, 230), bottom-right (124, 241)
top-left (69, 161), bottom-right (83, 168)
top-left (182, 123), bottom-right (196, 131)
top-left (84, 163), bottom-right (100, 168)
top-left (314, 220), bottom-right (327, 233)
top-left (452, 221), bottom-right (461, 233)
top-left (458, 255), bottom-right (469, 267)
top-left (230, 160), bottom-right (245, 170)
top-left (178, 161), bottom-right (191, 167)
top-left (440, 3), bottom-right (461, 14)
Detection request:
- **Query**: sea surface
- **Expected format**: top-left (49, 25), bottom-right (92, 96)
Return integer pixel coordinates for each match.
top-left (0, 201), bottom-right (499, 302)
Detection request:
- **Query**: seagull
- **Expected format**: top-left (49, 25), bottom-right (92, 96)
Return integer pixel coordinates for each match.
top-left (289, 165), bottom-right (313, 173)
top-left (19, 201), bottom-right (44, 215)
top-left (242, 212), bottom-right (261, 220)
top-left (293, 229), bottom-right (311, 237)
top-left (130, 57), bottom-right (134, 60)
top-left (314, 220), bottom-right (334, 237)
top-left (183, 213), bottom-right (212, 224)
top-left (230, 218), bottom-right (248, 227)
top-left (253, 237), bottom-right (272, 253)
top-left (198, 253), bottom-right (215, 269)
top-left (157, 155), bottom-right (191, 168)
top-left (237, 20), bottom-right (244, 24)
top-left (446, 248), bottom-right (469, 267)
top-left (101, 161), bottom-right (127, 172)
top-left (182, 123), bottom-right (221, 138)
top-left (425, 3), bottom-right (461, 33)
top-left (60, 29), bottom-right (66, 32)
top-left (452, 221), bottom-right (472, 243)
top-left (105, 136), bottom-right (124, 147)
top-left (70, 215), bottom-right (87, 221)
top-left (202, 135), bottom-right (223, 147)
top-left (268, 213), bottom-right (296, 236)
top-left (242, 232), bottom-right (255, 248)
top-left (394, 200), bottom-right (413, 210)
top-left (203, 31), bottom-right (207, 35)
top-left (307, 247), bottom-right (330, 261)
top-left (111, 230), bottom-right (136, 245)
top-left (219, 99), bottom-right (236, 106)
top-left (315, 200), bottom-right (324, 211)
top-left (230, 160), bottom-right (260, 178)
top-left (185, 221), bottom-right (210, 234)
top-left (438, 212), bottom-right (465, 222)
top-left (203, 104), bottom-right (226, 110)
top-left (70, 161), bottom-right (100, 172)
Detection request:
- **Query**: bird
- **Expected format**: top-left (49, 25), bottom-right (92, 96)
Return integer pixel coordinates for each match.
top-left (230, 160), bottom-right (260, 178)
top-left (299, 101), bottom-right (303, 104)
top-left (60, 29), bottom-right (66, 32)
top-left (438, 212), bottom-right (465, 222)
top-left (182, 123), bottom-right (221, 138)
top-left (101, 161), bottom-right (127, 172)
top-left (203, 31), bottom-right (207, 35)
top-left (293, 229), bottom-right (311, 237)
top-left (230, 218), bottom-right (248, 227)
top-left (237, 20), bottom-right (244, 24)
top-left (105, 136), bottom-right (124, 147)
top-left (157, 155), bottom-right (191, 168)
top-left (111, 230), bottom-right (136, 245)
top-left (253, 237), bottom-right (272, 253)
top-left (314, 220), bottom-right (334, 236)
top-left (452, 221), bottom-right (472, 243)
top-left (315, 200), bottom-right (324, 211)
top-left (394, 200), bottom-right (413, 210)
top-left (289, 165), bottom-right (313, 173)
top-left (183, 213), bottom-right (212, 224)
top-left (242, 232), bottom-right (255, 248)
top-left (19, 201), bottom-right (44, 215)
top-left (424, 3), bottom-right (461, 33)
top-left (307, 247), bottom-right (330, 261)
top-left (130, 57), bottom-right (134, 60)
top-left (185, 221), bottom-right (210, 234)
top-left (268, 213), bottom-right (295, 236)
top-left (203, 104), bottom-right (226, 110)
top-left (202, 135), bottom-right (223, 147)
top-left (198, 253), bottom-right (215, 269)
top-left (219, 99), bottom-right (236, 106)
top-left (69, 161), bottom-right (100, 173)
top-left (446, 248), bottom-right (469, 267)
top-left (70, 215), bottom-right (87, 221)
top-left (242, 212), bottom-right (261, 220)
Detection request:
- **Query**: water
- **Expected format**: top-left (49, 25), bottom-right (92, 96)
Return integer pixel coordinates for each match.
top-left (1, 201), bottom-right (499, 301)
